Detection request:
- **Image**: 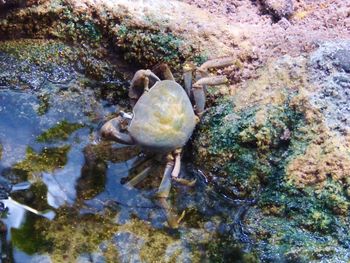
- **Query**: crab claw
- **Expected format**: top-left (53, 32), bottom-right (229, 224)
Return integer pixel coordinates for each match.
top-left (129, 69), bottom-right (161, 105)
top-left (100, 116), bottom-right (134, 145)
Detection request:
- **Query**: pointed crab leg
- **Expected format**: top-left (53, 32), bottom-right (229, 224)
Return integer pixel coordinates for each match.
top-left (183, 57), bottom-right (234, 116)
top-left (152, 63), bottom-right (175, 81)
top-left (192, 74), bottom-right (230, 116)
top-left (198, 56), bottom-right (235, 72)
top-left (171, 149), bottom-right (182, 179)
top-left (125, 166), bottom-right (152, 187)
top-left (155, 197), bottom-right (183, 229)
top-left (171, 150), bottom-right (197, 186)
top-left (183, 62), bottom-right (196, 96)
top-left (155, 157), bottom-right (174, 199)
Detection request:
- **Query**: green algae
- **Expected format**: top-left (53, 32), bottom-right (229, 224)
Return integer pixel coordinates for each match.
top-left (117, 24), bottom-right (190, 68)
top-left (0, 3), bottom-right (208, 70)
top-left (10, 208), bottom-right (203, 263)
top-left (36, 93), bottom-right (53, 116)
top-left (206, 235), bottom-right (258, 263)
top-left (11, 208), bottom-right (119, 262)
top-left (193, 58), bottom-right (350, 260)
top-left (246, 208), bottom-right (347, 262)
top-left (13, 146), bottom-right (70, 179)
top-left (196, 97), bottom-right (350, 259)
top-left (57, 7), bottom-right (102, 43)
top-left (195, 99), bottom-right (301, 197)
top-left (0, 39), bottom-right (78, 67)
top-left (11, 213), bottom-right (51, 255)
top-left (36, 121), bottom-right (84, 143)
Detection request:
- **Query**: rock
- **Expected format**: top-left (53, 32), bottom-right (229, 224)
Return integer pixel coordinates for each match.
top-left (333, 49), bottom-right (350, 73)
top-left (193, 41), bottom-right (350, 261)
top-left (112, 232), bottom-right (144, 263)
top-left (260, 0), bottom-right (294, 20)
top-left (309, 41), bottom-right (350, 135)
top-left (0, 0), bottom-right (37, 9)
top-left (0, 0), bottom-right (246, 69)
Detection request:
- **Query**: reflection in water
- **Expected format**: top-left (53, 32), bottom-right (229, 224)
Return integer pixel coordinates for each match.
top-left (12, 249), bottom-right (51, 263)
top-left (0, 91), bottom-right (40, 169)
top-left (43, 134), bottom-right (89, 208)
top-left (79, 143), bottom-right (158, 220)
top-left (1, 200), bottom-right (26, 237)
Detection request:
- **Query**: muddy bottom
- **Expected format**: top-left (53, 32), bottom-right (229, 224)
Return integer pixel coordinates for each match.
top-left (0, 45), bottom-right (252, 262)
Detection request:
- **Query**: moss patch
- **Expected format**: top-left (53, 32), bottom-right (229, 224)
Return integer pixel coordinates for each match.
top-left (116, 25), bottom-right (204, 69)
top-left (193, 56), bottom-right (350, 261)
top-left (0, 39), bottom-right (78, 66)
top-left (36, 120), bottom-right (84, 143)
top-left (13, 146), bottom-right (70, 179)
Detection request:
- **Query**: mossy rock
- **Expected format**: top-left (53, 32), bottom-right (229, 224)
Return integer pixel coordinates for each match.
top-left (0, 0), bottom-right (239, 69)
top-left (192, 53), bottom-right (350, 261)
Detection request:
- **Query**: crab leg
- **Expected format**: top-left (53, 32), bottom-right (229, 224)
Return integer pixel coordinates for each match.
top-left (194, 76), bottom-right (228, 86)
top-left (155, 158), bottom-right (174, 199)
top-left (152, 63), bottom-right (175, 81)
top-left (192, 75), bottom-right (229, 115)
top-left (171, 151), bottom-right (196, 186)
top-left (183, 63), bottom-right (197, 96)
top-left (155, 197), bottom-right (183, 229)
top-left (192, 86), bottom-right (206, 116)
top-left (198, 56), bottom-right (235, 72)
top-left (125, 166), bottom-right (152, 187)
top-left (130, 69), bottom-right (160, 91)
top-left (100, 116), bottom-right (134, 145)
top-left (153, 156), bottom-right (180, 228)
top-left (171, 149), bottom-right (182, 178)
top-left (166, 149), bottom-right (196, 187)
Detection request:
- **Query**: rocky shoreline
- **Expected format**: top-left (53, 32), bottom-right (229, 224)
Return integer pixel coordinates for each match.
top-left (0, 0), bottom-right (349, 262)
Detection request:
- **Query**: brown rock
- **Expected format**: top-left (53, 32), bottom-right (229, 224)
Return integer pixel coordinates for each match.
top-left (260, 0), bottom-right (294, 20)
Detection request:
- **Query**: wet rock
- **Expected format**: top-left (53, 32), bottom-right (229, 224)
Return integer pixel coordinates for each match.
top-left (0, 39), bottom-right (125, 84)
top-left (333, 49), bottom-right (350, 73)
top-left (193, 41), bottom-right (350, 261)
top-left (260, 0), bottom-right (294, 20)
top-left (0, 0), bottom-right (244, 69)
top-left (309, 41), bottom-right (350, 135)
top-left (112, 232), bottom-right (144, 263)
top-left (164, 241), bottom-right (192, 263)
top-left (76, 253), bottom-right (106, 263)
top-left (0, 176), bottom-right (11, 199)
top-left (0, 50), bottom-right (73, 90)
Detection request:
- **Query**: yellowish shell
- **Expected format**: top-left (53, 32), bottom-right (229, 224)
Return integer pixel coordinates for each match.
top-left (129, 80), bottom-right (196, 152)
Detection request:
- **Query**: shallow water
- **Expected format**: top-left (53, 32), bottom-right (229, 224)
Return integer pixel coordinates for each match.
top-left (0, 50), bottom-right (249, 262)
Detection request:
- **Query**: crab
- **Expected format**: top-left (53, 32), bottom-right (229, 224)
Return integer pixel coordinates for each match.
top-left (100, 57), bottom-right (233, 226)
